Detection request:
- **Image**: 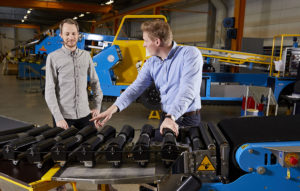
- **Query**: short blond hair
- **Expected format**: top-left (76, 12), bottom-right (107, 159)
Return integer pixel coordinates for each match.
top-left (59, 18), bottom-right (79, 33)
top-left (141, 19), bottom-right (173, 46)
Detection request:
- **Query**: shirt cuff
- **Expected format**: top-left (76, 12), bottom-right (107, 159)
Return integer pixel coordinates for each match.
top-left (168, 110), bottom-right (182, 120)
top-left (53, 112), bottom-right (64, 123)
top-left (114, 99), bottom-right (126, 112)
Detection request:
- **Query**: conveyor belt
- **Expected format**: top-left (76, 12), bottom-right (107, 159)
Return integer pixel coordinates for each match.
top-left (218, 114), bottom-right (300, 180)
top-left (0, 115), bottom-right (34, 136)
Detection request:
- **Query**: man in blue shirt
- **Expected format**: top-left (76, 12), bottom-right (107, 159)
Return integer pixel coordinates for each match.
top-left (91, 19), bottom-right (203, 137)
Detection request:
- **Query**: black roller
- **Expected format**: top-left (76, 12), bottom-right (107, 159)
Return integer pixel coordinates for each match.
top-left (0, 134), bottom-right (19, 145)
top-left (26, 127), bottom-right (78, 166)
top-left (132, 124), bottom-right (153, 167)
top-left (161, 128), bottom-right (180, 167)
top-left (3, 126), bottom-right (64, 163)
top-left (26, 138), bottom-right (56, 165)
top-left (105, 125), bottom-right (135, 168)
top-left (77, 125), bottom-right (98, 138)
top-left (3, 136), bottom-right (37, 161)
top-left (51, 125), bottom-right (97, 164)
top-left (77, 125), bottom-right (116, 167)
top-left (39, 127), bottom-right (64, 140)
top-left (54, 127), bottom-right (79, 141)
top-left (199, 123), bottom-right (215, 150)
top-left (26, 125), bottom-right (51, 137)
top-left (0, 125), bottom-right (50, 145)
top-left (189, 126), bottom-right (205, 151)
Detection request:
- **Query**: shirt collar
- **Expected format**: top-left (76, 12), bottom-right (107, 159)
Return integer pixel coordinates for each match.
top-left (157, 41), bottom-right (178, 61)
top-left (166, 41), bottom-right (178, 59)
top-left (62, 45), bottom-right (79, 56)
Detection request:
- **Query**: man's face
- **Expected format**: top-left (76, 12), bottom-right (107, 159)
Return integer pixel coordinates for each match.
top-left (60, 23), bottom-right (79, 49)
top-left (143, 32), bottom-right (159, 57)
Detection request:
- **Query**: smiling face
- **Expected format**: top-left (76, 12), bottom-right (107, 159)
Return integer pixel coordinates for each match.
top-left (60, 23), bottom-right (79, 50)
top-left (143, 31), bottom-right (160, 57)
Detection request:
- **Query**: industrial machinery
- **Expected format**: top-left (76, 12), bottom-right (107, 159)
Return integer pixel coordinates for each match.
top-left (92, 15), bottom-right (300, 112)
top-left (1, 114), bottom-right (300, 191)
top-left (105, 125), bottom-right (135, 168)
top-left (51, 125), bottom-right (97, 166)
top-left (26, 127), bottom-right (79, 168)
top-left (132, 124), bottom-right (153, 167)
top-left (76, 125), bottom-right (116, 167)
top-left (161, 128), bottom-right (180, 167)
top-left (2, 124), bottom-right (53, 165)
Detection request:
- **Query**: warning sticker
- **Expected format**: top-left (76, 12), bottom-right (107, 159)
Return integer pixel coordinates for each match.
top-left (39, 45), bottom-right (47, 52)
top-left (198, 156), bottom-right (215, 171)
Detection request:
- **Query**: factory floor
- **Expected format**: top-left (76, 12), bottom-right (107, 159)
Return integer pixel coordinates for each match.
top-left (0, 72), bottom-right (288, 191)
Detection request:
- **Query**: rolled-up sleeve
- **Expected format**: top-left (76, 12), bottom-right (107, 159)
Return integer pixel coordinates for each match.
top-left (169, 47), bottom-right (203, 119)
top-left (114, 60), bottom-right (153, 111)
top-left (45, 55), bottom-right (64, 122)
top-left (88, 54), bottom-right (103, 111)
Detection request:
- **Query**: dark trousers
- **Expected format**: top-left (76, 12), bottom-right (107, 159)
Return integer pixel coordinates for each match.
top-left (153, 111), bottom-right (201, 141)
top-left (53, 114), bottom-right (95, 130)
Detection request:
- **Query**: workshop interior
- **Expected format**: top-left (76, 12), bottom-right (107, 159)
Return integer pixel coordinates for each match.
top-left (1, 0), bottom-right (300, 191)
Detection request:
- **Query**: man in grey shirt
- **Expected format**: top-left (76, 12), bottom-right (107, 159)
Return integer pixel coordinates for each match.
top-left (45, 18), bottom-right (102, 129)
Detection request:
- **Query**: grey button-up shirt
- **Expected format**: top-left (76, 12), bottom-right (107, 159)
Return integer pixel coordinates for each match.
top-left (45, 46), bottom-right (103, 122)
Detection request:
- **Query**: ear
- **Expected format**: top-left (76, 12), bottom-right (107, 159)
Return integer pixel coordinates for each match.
top-left (155, 38), bottom-right (161, 47)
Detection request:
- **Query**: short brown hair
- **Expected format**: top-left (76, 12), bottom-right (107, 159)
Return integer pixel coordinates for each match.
top-left (141, 19), bottom-right (173, 46)
top-left (59, 18), bottom-right (79, 33)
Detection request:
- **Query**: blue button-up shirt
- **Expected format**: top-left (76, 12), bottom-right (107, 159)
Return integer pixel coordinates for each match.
top-left (114, 42), bottom-right (203, 120)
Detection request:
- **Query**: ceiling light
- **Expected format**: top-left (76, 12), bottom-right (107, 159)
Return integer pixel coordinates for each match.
top-left (27, 10), bottom-right (31, 14)
top-left (79, 14), bottom-right (84, 17)
top-left (21, 19), bottom-right (24, 23)
top-left (105, 0), bottom-right (114, 5)
top-left (29, 8), bottom-right (32, 11)
top-left (73, 17), bottom-right (78, 20)
top-left (24, 15), bottom-right (28, 19)
top-left (86, 12), bottom-right (90, 14)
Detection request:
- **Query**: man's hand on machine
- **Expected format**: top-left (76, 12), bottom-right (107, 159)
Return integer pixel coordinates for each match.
top-left (56, 120), bottom-right (69, 129)
top-left (160, 117), bottom-right (179, 136)
top-left (90, 105), bottom-right (118, 128)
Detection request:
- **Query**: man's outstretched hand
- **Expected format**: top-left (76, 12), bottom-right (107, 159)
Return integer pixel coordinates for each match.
top-left (90, 105), bottom-right (118, 128)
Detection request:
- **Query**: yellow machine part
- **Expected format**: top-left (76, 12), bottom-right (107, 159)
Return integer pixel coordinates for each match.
top-left (113, 40), bottom-right (146, 85)
top-left (111, 15), bottom-right (167, 86)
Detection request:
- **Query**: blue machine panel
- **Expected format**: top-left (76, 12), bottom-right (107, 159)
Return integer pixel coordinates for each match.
top-left (93, 45), bottom-right (128, 96)
top-left (201, 141), bottom-right (300, 191)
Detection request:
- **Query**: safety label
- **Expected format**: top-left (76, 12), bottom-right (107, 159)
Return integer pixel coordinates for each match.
top-left (198, 156), bottom-right (215, 171)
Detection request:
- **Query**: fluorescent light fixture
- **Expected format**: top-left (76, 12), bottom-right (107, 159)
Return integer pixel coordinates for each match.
top-left (27, 10), bottom-right (31, 14)
top-left (29, 8), bottom-right (32, 11)
top-left (21, 19), bottom-right (24, 23)
top-left (79, 13), bottom-right (84, 17)
top-left (85, 34), bottom-right (104, 41)
top-left (73, 17), bottom-right (78, 20)
top-left (105, 0), bottom-right (114, 5)
top-left (86, 12), bottom-right (90, 14)
top-left (24, 15), bottom-right (28, 19)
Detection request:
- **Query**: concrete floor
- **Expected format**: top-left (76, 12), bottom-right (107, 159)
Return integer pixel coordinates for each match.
top-left (0, 72), bottom-right (285, 191)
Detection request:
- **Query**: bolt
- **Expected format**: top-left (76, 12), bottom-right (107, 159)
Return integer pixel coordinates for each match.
top-left (248, 167), bottom-right (253, 172)
top-left (248, 149), bottom-right (254, 154)
top-left (257, 167), bottom-right (266, 175)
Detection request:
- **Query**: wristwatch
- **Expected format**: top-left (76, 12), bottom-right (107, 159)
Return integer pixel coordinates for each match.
top-left (165, 115), bottom-right (176, 121)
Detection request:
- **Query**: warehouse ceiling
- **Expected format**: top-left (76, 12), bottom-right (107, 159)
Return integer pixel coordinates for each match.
top-left (0, 0), bottom-right (147, 30)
